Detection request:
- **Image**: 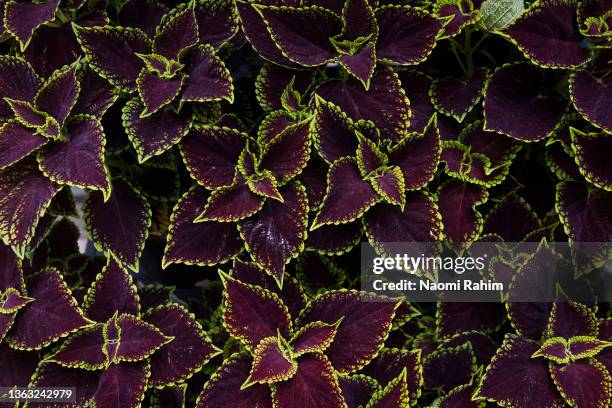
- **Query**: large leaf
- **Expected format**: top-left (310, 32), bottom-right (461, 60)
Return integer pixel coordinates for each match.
top-left (257, 4), bottom-right (342, 66)
top-left (484, 63), bottom-right (567, 141)
top-left (239, 183), bottom-right (308, 284)
top-left (72, 66), bottom-right (118, 117)
top-left (546, 301), bottom-right (598, 339)
top-left (365, 192), bottom-right (443, 256)
top-left (34, 64), bottom-right (80, 126)
top-left (570, 68), bottom-right (612, 133)
top-left (221, 272), bottom-right (292, 349)
top-left (7, 268), bottom-right (91, 349)
top-left (388, 115), bottom-right (441, 190)
top-left (312, 157), bottom-right (379, 229)
top-left (504, 0), bottom-right (590, 68)
top-left (181, 44), bottom-right (233, 102)
top-left (154, 6), bottom-right (199, 60)
top-left (423, 344), bottom-right (475, 392)
top-left (236, 1), bottom-right (301, 68)
top-left (180, 125), bottom-right (246, 188)
top-left (123, 98), bottom-right (192, 163)
top-left (74, 25), bottom-right (152, 91)
top-left (483, 192), bottom-right (541, 241)
top-left (162, 186), bottom-right (243, 268)
top-left (47, 324), bottom-right (107, 369)
top-left (0, 56), bottom-right (40, 120)
top-left (0, 120), bottom-right (47, 169)
top-left (431, 69), bottom-right (488, 122)
top-left (144, 304), bottom-right (220, 386)
top-left (0, 158), bottom-right (61, 255)
top-left (195, 0), bottom-right (239, 47)
top-left (37, 115), bottom-right (110, 197)
top-left (570, 129), bottom-right (612, 190)
top-left (4, 0), bottom-right (60, 50)
top-left (272, 353), bottom-right (346, 408)
top-left (550, 359), bottom-right (611, 408)
top-left (316, 66), bottom-right (411, 142)
top-left (475, 334), bottom-right (564, 407)
top-left (437, 180), bottom-right (488, 242)
top-left (136, 72), bottom-right (184, 117)
top-left (93, 361), bottom-right (150, 408)
top-left (196, 181), bottom-right (264, 222)
top-left (244, 336), bottom-right (297, 386)
top-left (361, 348), bottom-right (422, 403)
top-left (196, 353), bottom-right (273, 407)
top-left (83, 178), bottom-right (151, 271)
top-left (82, 257), bottom-right (140, 322)
top-left (375, 5), bottom-right (442, 65)
top-left (298, 290), bottom-right (400, 373)
top-left (260, 120), bottom-right (310, 183)
top-left (311, 97), bottom-right (359, 163)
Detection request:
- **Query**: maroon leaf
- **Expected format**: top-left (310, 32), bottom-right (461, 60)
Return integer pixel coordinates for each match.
top-left (93, 361), bottom-right (150, 408)
top-left (34, 64), bottom-right (80, 126)
top-left (163, 186), bottom-right (243, 268)
top-left (484, 63), bottom-right (567, 141)
top-left (7, 268), bottom-right (91, 349)
top-left (31, 362), bottom-right (103, 406)
top-left (255, 64), bottom-right (313, 112)
top-left (362, 348), bottom-right (422, 403)
top-left (388, 115), bottom-right (441, 190)
top-left (272, 353), bottom-right (345, 408)
top-left (231, 259), bottom-right (306, 318)
top-left (436, 302), bottom-right (506, 338)
top-left (312, 157), bottom-right (379, 229)
top-left (239, 183), bottom-right (308, 284)
top-left (550, 359), bottom-right (611, 408)
top-left (371, 166), bottom-right (405, 209)
top-left (316, 66), bottom-right (411, 142)
top-left (375, 5), bottom-right (442, 65)
top-left (123, 98), bottom-right (192, 163)
top-left (338, 374), bottom-right (379, 408)
top-left (365, 192), bottom-right (443, 255)
top-left (257, 5), bottom-right (342, 66)
top-left (110, 313), bottom-right (171, 362)
top-left (4, 0), bottom-right (60, 50)
top-left (0, 344), bottom-right (39, 388)
top-left (259, 120), bottom-right (311, 183)
top-left (196, 353), bottom-right (273, 408)
top-left (118, 0), bottom-right (168, 38)
top-left (5, 98), bottom-right (48, 128)
top-left (437, 382), bottom-right (482, 408)
top-left (484, 192), bottom-right (541, 241)
top-left (181, 44), bottom-right (233, 102)
top-left (144, 304), bottom-right (220, 386)
top-left (437, 180), bottom-right (488, 242)
top-left (298, 290), bottom-right (400, 373)
top-left (0, 287), bottom-right (32, 313)
top-left (74, 25), bottom-right (152, 91)
top-left (236, 1), bottom-right (301, 68)
top-left (0, 56), bottom-right (40, 121)
top-left (82, 257), bottom-right (139, 322)
top-left (311, 96), bottom-right (359, 163)
top-left (244, 336), bottom-right (297, 386)
top-left (154, 6), bottom-right (199, 60)
top-left (337, 43), bottom-right (376, 88)
top-left (434, 1), bottom-right (478, 37)
top-left (547, 301), bottom-right (598, 339)
top-left (47, 324), bottom-right (107, 369)
top-left (195, 0), bottom-right (239, 47)
top-left (423, 344), bottom-right (475, 392)
top-left (0, 158), bottom-right (61, 255)
top-left (291, 320), bottom-right (339, 356)
top-left (570, 69), bottom-right (612, 133)
top-left (0, 243), bottom-right (23, 291)
top-left (221, 271), bottom-right (292, 349)
top-left (38, 115), bottom-right (110, 196)
top-left (367, 369), bottom-right (410, 408)
top-left (459, 120), bottom-right (520, 168)
top-left (0, 120), bottom-right (47, 169)
top-left (196, 181), bottom-right (264, 222)
top-left (570, 128), bottom-right (612, 190)
top-left (504, 0), bottom-right (590, 68)
top-left (136, 72), bottom-right (183, 117)
top-left (357, 136), bottom-right (386, 176)
top-left (180, 125), bottom-right (246, 189)
top-left (24, 24), bottom-right (82, 77)
top-left (83, 178), bottom-right (151, 271)
top-left (431, 69), bottom-right (488, 122)
top-left (476, 334), bottom-right (564, 408)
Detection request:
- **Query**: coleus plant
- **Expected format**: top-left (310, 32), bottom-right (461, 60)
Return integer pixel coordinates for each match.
top-left (0, 0), bottom-right (610, 407)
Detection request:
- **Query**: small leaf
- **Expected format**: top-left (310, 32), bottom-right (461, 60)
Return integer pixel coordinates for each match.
top-left (291, 320), bottom-right (340, 356)
top-left (244, 336), bottom-right (297, 387)
top-left (480, 0), bottom-right (524, 31)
